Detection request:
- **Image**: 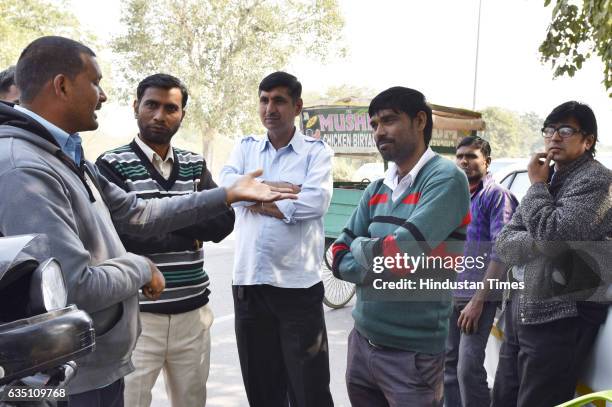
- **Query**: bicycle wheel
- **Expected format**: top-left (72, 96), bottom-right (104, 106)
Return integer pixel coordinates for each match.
top-left (322, 241), bottom-right (356, 309)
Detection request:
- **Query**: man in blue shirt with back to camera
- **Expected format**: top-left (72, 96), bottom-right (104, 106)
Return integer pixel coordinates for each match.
top-left (220, 71), bottom-right (335, 407)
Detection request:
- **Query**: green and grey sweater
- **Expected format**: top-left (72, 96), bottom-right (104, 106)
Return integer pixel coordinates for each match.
top-left (97, 141), bottom-right (234, 314)
top-left (332, 155), bottom-right (470, 354)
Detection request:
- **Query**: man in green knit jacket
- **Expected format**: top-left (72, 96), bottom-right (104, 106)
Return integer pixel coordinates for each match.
top-left (332, 87), bottom-right (470, 407)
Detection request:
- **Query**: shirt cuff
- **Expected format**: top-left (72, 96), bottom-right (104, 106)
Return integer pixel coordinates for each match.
top-left (527, 181), bottom-right (549, 195)
top-left (275, 199), bottom-right (296, 224)
top-left (125, 252), bottom-right (153, 287)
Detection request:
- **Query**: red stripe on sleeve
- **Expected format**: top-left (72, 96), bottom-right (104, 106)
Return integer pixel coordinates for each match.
top-left (402, 192), bottom-right (421, 204)
top-left (331, 243), bottom-right (349, 259)
top-left (382, 236), bottom-right (412, 277)
top-left (431, 242), bottom-right (462, 274)
top-left (460, 212), bottom-right (472, 226)
top-left (368, 193), bottom-right (388, 206)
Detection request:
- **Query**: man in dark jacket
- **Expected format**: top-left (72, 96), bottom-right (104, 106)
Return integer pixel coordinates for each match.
top-left (97, 73), bottom-right (235, 407)
top-left (492, 101), bottom-right (612, 407)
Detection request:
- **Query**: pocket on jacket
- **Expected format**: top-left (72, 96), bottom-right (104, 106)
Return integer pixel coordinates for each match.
top-left (79, 299), bottom-right (137, 367)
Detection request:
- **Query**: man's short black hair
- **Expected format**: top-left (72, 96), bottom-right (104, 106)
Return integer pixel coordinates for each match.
top-left (368, 86), bottom-right (433, 146)
top-left (258, 71), bottom-right (302, 102)
top-left (544, 101), bottom-right (598, 156)
top-left (16, 36), bottom-right (96, 103)
top-left (136, 73), bottom-right (189, 109)
top-left (457, 135), bottom-right (491, 159)
top-left (0, 66), bottom-right (16, 93)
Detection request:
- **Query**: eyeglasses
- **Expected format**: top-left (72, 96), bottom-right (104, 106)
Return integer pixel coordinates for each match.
top-left (541, 125), bottom-right (584, 138)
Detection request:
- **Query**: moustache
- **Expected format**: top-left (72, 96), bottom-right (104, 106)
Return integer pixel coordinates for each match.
top-left (148, 124), bottom-right (170, 132)
top-left (376, 138), bottom-right (394, 148)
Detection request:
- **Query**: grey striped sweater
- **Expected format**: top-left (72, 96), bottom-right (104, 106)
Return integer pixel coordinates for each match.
top-left (97, 140), bottom-right (234, 314)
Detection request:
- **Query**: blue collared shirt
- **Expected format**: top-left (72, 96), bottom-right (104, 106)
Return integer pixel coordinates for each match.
top-left (219, 129), bottom-right (334, 288)
top-left (15, 105), bottom-right (82, 165)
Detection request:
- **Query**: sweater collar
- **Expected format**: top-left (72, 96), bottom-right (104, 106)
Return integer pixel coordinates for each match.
top-left (549, 152), bottom-right (593, 186)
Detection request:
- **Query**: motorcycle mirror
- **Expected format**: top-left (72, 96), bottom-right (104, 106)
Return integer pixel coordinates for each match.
top-left (29, 258), bottom-right (67, 314)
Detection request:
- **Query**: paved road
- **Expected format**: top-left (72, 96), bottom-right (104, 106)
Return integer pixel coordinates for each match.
top-left (150, 235), bottom-right (355, 407)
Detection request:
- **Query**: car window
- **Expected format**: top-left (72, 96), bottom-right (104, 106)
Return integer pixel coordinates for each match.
top-left (598, 156), bottom-right (612, 170)
top-left (508, 171), bottom-right (530, 201)
top-left (500, 173), bottom-right (514, 189)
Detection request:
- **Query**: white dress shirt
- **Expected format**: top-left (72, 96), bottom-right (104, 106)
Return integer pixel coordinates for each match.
top-left (134, 136), bottom-right (174, 180)
top-left (219, 130), bottom-right (334, 288)
top-left (383, 147), bottom-right (436, 201)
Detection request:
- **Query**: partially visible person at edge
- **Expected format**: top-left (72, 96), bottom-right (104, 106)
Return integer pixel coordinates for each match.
top-left (0, 65), bottom-right (20, 103)
top-left (219, 71), bottom-right (335, 407)
top-left (491, 101), bottom-right (612, 407)
top-left (331, 86), bottom-right (471, 407)
top-left (0, 36), bottom-right (295, 407)
top-left (444, 136), bottom-right (518, 407)
top-left (97, 73), bottom-right (235, 407)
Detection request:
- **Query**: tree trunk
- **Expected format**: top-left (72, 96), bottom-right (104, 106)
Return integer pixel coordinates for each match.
top-left (201, 129), bottom-right (217, 169)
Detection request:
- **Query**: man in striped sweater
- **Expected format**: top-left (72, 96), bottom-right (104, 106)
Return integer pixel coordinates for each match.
top-left (97, 74), bottom-right (235, 407)
top-left (332, 87), bottom-right (470, 407)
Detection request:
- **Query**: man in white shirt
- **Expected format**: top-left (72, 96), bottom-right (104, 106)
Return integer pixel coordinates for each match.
top-left (220, 71), bottom-right (334, 407)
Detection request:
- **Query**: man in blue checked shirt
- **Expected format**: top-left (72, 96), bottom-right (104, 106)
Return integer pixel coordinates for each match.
top-left (220, 71), bottom-right (334, 407)
top-left (444, 136), bottom-right (518, 407)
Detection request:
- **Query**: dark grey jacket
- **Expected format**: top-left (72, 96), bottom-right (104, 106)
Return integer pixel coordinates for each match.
top-left (496, 153), bottom-right (612, 324)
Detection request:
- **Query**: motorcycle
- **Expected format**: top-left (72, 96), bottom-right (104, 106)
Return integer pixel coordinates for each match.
top-left (0, 234), bottom-right (95, 406)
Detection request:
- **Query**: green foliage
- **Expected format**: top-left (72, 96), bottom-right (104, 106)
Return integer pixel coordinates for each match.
top-left (112, 0), bottom-right (345, 147)
top-left (481, 107), bottom-right (545, 157)
top-left (539, 0), bottom-right (612, 96)
top-left (0, 0), bottom-right (90, 68)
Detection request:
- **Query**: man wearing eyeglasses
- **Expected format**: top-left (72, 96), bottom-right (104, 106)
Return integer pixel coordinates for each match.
top-left (491, 101), bottom-right (612, 406)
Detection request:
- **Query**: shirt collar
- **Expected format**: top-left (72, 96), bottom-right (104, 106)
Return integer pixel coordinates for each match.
top-left (135, 135), bottom-right (173, 164)
top-left (14, 105), bottom-right (82, 164)
top-left (383, 147), bottom-right (436, 190)
top-left (475, 172), bottom-right (494, 190)
top-left (259, 127), bottom-right (305, 154)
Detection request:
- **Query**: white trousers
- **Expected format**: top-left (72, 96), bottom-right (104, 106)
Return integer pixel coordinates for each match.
top-left (124, 304), bottom-right (214, 407)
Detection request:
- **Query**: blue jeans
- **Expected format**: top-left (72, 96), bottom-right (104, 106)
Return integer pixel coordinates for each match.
top-left (444, 300), bottom-right (497, 407)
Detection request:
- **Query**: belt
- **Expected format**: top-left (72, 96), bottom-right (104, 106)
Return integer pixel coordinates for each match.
top-left (367, 338), bottom-right (396, 350)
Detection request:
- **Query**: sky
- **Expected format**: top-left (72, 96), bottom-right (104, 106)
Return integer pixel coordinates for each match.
top-left (71, 0), bottom-right (611, 147)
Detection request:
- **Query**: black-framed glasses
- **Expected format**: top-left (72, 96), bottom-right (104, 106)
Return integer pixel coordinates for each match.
top-left (541, 125), bottom-right (584, 138)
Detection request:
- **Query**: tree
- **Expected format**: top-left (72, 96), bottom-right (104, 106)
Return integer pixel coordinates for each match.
top-left (302, 84), bottom-right (376, 106)
top-left (481, 107), bottom-right (544, 157)
top-left (112, 0), bottom-right (344, 164)
top-left (539, 0), bottom-right (612, 96)
top-left (0, 1), bottom-right (87, 68)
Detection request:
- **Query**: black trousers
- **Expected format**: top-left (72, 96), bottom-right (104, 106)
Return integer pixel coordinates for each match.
top-left (57, 378), bottom-right (123, 407)
top-left (233, 283), bottom-right (334, 407)
top-left (491, 297), bottom-right (601, 407)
